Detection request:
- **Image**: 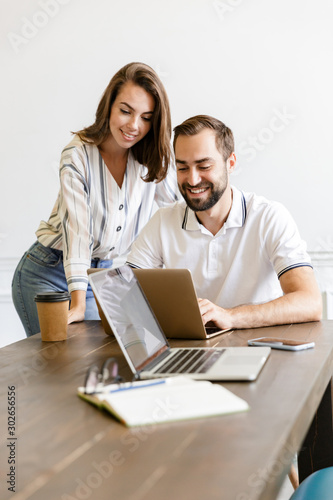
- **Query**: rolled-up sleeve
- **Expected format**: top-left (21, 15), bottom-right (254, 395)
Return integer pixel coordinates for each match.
top-left (58, 150), bottom-right (93, 293)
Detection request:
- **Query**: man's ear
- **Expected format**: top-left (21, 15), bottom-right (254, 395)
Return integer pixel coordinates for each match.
top-left (227, 152), bottom-right (237, 173)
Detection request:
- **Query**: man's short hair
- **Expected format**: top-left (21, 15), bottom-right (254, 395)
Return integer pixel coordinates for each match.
top-left (173, 115), bottom-right (234, 162)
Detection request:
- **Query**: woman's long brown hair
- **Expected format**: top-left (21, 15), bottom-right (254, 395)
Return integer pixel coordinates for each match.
top-left (74, 62), bottom-right (172, 182)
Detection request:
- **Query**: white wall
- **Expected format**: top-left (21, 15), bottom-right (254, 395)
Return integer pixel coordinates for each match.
top-left (1, 0), bottom-right (333, 345)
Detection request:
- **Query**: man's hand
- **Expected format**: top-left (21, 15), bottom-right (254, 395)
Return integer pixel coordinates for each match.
top-left (198, 267), bottom-right (322, 330)
top-left (198, 298), bottom-right (234, 330)
top-left (68, 290), bottom-right (86, 324)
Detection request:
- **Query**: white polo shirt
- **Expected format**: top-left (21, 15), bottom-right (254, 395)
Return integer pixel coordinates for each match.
top-left (127, 186), bottom-right (312, 308)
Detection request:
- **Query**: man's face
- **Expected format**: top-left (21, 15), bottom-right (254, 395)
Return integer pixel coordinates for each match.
top-left (175, 129), bottom-right (230, 212)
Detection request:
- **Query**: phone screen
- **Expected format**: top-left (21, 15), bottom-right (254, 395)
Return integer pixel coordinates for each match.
top-left (254, 338), bottom-right (309, 347)
top-left (248, 337), bottom-right (315, 351)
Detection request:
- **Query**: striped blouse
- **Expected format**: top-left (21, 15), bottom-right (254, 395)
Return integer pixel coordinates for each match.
top-left (36, 135), bottom-right (179, 293)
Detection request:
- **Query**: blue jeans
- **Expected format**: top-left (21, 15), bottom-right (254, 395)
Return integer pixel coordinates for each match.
top-left (12, 241), bottom-right (113, 337)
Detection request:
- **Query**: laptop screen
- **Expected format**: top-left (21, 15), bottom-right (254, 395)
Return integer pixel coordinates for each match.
top-left (89, 266), bottom-right (169, 372)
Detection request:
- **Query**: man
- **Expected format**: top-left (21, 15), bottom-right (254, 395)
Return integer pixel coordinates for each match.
top-left (127, 115), bottom-right (322, 330)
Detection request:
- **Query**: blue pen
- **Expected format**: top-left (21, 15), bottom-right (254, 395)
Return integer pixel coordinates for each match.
top-left (109, 379), bottom-right (166, 394)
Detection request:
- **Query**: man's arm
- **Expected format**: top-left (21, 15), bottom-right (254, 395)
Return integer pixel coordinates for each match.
top-left (198, 266), bottom-right (323, 330)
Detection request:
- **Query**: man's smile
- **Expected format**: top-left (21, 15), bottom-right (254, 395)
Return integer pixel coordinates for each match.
top-left (188, 187), bottom-right (209, 194)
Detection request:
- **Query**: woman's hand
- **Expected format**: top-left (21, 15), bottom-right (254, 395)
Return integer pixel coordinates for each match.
top-left (68, 290), bottom-right (86, 324)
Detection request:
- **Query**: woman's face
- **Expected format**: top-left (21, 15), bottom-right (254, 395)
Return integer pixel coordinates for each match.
top-left (109, 81), bottom-right (155, 150)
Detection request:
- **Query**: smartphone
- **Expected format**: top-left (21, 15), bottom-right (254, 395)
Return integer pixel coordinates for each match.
top-left (247, 337), bottom-right (315, 351)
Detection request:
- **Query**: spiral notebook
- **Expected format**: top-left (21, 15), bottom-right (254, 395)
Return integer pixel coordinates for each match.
top-left (78, 376), bottom-right (249, 427)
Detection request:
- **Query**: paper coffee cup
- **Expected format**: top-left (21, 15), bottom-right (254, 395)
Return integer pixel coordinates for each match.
top-left (34, 292), bottom-right (70, 341)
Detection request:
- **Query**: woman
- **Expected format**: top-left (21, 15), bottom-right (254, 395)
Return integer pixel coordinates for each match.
top-left (12, 62), bottom-right (179, 337)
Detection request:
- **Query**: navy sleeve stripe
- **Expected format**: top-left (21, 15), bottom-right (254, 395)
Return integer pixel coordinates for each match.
top-left (278, 263), bottom-right (313, 279)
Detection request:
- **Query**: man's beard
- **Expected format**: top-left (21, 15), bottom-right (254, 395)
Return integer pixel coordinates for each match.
top-left (179, 182), bottom-right (226, 212)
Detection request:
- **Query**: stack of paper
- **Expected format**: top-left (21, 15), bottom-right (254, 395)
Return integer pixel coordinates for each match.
top-left (78, 376), bottom-right (249, 427)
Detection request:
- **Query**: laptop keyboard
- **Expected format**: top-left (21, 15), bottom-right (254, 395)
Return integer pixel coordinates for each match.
top-left (156, 348), bottom-right (225, 374)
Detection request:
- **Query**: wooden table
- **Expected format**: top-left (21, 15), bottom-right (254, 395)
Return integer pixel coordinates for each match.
top-left (1, 320), bottom-right (333, 500)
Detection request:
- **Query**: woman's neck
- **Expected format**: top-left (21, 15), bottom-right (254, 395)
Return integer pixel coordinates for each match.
top-left (99, 134), bottom-right (128, 161)
top-left (98, 135), bottom-right (129, 188)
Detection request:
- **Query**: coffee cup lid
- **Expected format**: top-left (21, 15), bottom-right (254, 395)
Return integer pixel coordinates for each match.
top-left (34, 292), bottom-right (70, 303)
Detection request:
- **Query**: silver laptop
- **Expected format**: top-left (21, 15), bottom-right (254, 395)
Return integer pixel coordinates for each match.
top-left (88, 266), bottom-right (270, 381)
